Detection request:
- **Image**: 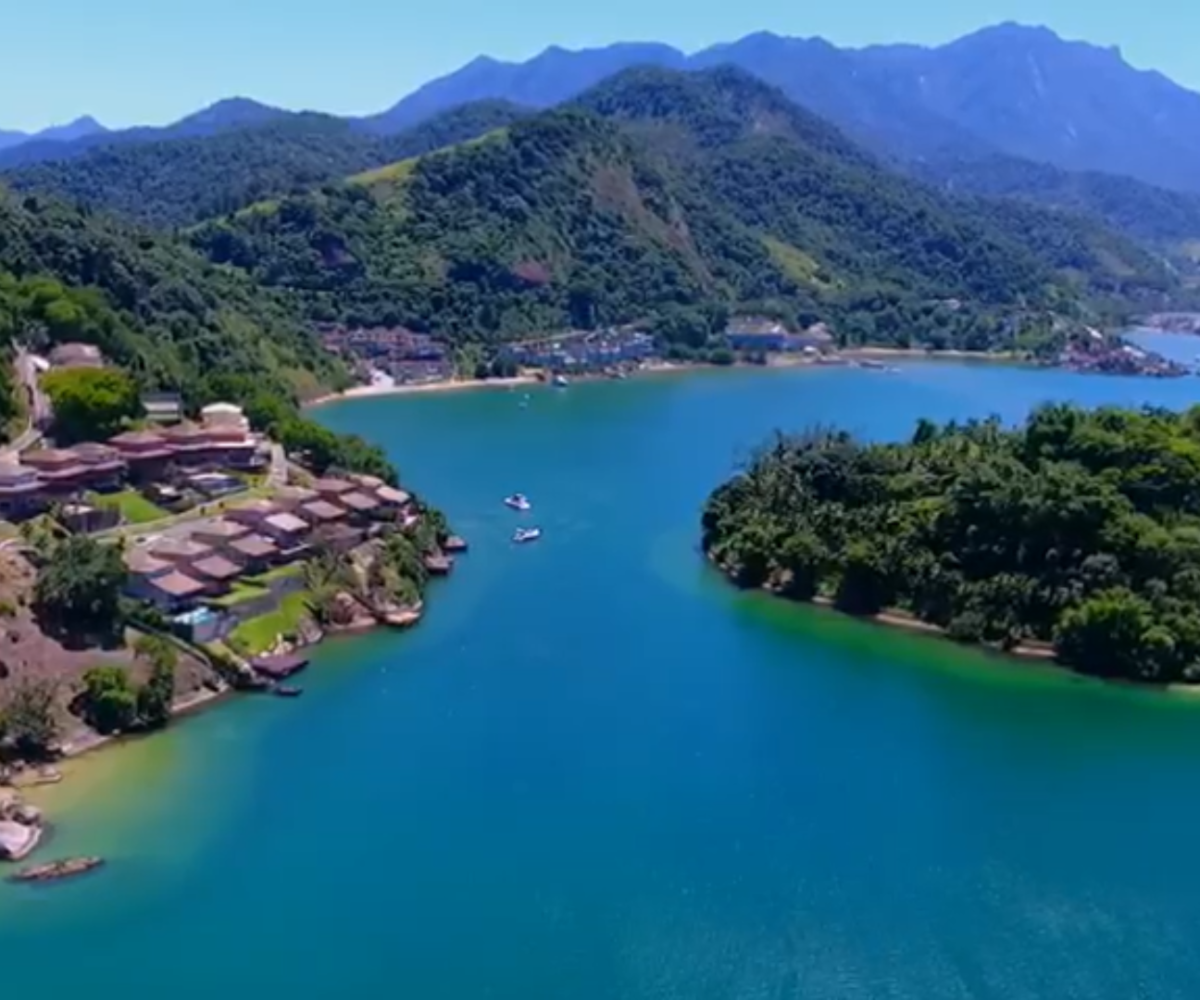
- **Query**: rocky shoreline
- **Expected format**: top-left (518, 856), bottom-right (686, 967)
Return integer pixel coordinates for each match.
top-left (0, 535), bottom-right (460, 870)
top-left (0, 786), bottom-right (46, 862)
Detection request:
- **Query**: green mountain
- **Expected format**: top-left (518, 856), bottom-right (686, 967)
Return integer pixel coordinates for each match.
top-left (1, 101), bottom-right (528, 229)
top-left (0, 189), bottom-right (402, 476)
top-left (0, 188), bottom-right (340, 397)
top-left (915, 154), bottom-right (1200, 276)
top-left (191, 67), bottom-right (1176, 351)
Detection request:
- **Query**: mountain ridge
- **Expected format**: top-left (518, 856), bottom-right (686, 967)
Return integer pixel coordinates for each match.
top-left (7, 22), bottom-right (1200, 193)
top-left (188, 67), bottom-right (1174, 353)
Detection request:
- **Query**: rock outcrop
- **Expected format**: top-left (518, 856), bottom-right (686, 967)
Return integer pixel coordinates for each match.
top-left (0, 820), bottom-right (41, 861)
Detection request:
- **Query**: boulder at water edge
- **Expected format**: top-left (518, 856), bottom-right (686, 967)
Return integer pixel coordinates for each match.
top-left (0, 820), bottom-right (41, 861)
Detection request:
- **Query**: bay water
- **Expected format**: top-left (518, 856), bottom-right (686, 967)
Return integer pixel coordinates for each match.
top-left (4, 362), bottom-right (1200, 998)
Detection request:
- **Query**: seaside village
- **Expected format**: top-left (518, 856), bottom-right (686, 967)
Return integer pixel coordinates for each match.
top-left (0, 344), bottom-right (463, 866)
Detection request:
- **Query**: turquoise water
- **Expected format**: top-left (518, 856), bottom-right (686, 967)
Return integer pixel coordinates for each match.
top-left (1128, 328), bottom-right (1200, 368)
top-left (6, 364), bottom-right (1200, 997)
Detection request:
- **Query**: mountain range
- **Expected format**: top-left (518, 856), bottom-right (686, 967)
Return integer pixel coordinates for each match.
top-left (187, 66), bottom-right (1173, 352)
top-left (4, 23), bottom-right (1200, 196)
top-left (0, 116), bottom-right (107, 152)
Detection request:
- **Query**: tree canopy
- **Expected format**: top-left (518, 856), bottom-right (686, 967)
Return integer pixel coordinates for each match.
top-left (702, 404), bottom-right (1200, 684)
top-left (41, 366), bottom-right (141, 443)
top-left (191, 68), bottom-right (1177, 354)
top-left (33, 535), bottom-right (128, 642)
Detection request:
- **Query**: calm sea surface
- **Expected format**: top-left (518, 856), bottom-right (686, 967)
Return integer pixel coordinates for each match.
top-left (5, 362), bottom-right (1200, 999)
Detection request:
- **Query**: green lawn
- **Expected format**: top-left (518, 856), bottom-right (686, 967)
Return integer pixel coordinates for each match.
top-left (228, 591), bottom-right (313, 656)
top-left (89, 489), bottom-right (169, 525)
top-left (243, 564), bottom-right (304, 587)
top-left (206, 580), bottom-right (269, 609)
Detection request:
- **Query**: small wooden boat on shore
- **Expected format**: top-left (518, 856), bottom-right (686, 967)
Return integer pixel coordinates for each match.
top-left (9, 857), bottom-right (104, 884)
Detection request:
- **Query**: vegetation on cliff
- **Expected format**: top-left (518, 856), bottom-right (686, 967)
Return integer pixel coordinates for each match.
top-left (702, 405), bottom-right (1200, 684)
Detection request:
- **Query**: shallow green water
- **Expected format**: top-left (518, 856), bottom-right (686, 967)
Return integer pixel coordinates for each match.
top-left (5, 364), bottom-right (1200, 998)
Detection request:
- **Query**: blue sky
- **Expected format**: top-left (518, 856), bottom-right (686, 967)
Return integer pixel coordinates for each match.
top-left (2, 0), bottom-right (1198, 131)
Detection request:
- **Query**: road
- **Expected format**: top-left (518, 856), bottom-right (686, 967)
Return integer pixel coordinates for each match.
top-left (267, 442), bottom-right (288, 489)
top-left (2, 348), bottom-right (48, 460)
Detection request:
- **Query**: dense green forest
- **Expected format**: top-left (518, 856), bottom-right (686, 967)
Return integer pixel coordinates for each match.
top-left (0, 190), bottom-right (393, 477)
top-left (191, 68), bottom-right (1177, 352)
top-left (702, 405), bottom-right (1200, 684)
top-left (917, 154), bottom-right (1200, 270)
top-left (1, 103), bottom-right (527, 229)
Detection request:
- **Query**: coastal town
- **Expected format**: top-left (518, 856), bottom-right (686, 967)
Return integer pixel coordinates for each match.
top-left (318, 313), bottom-right (1189, 391)
top-left (0, 343), bottom-right (462, 868)
top-left (0, 313), bottom-right (1192, 870)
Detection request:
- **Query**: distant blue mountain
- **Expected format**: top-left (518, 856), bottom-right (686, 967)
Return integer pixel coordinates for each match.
top-left (371, 23), bottom-right (1200, 193)
top-left (0, 115), bottom-right (107, 152)
top-left (6, 23), bottom-right (1200, 194)
top-left (0, 100), bottom-right (286, 169)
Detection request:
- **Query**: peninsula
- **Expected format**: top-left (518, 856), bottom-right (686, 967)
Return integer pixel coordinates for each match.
top-left (701, 404), bottom-right (1200, 685)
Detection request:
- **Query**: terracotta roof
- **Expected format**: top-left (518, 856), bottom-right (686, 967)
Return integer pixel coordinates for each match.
top-left (36, 464), bottom-right (89, 482)
top-left (0, 463), bottom-right (39, 487)
top-left (312, 477), bottom-right (356, 495)
top-left (21, 448), bottom-right (77, 468)
top-left (189, 555), bottom-right (242, 581)
top-left (337, 491), bottom-right (381, 512)
top-left (126, 549), bottom-right (172, 576)
top-left (300, 500), bottom-right (346, 522)
top-left (227, 534), bottom-right (278, 558)
top-left (275, 486), bottom-right (318, 506)
top-left (227, 499), bottom-right (281, 519)
top-left (150, 537), bottom-right (214, 561)
top-left (71, 442), bottom-right (125, 467)
top-left (376, 486), bottom-right (412, 506)
top-left (193, 519), bottom-right (250, 541)
top-left (147, 571), bottom-right (208, 598)
top-left (314, 523), bottom-right (361, 543)
top-left (109, 430), bottom-right (167, 447)
top-left (264, 512), bottom-right (310, 534)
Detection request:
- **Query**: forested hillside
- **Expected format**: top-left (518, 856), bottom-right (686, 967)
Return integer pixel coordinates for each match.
top-left (702, 405), bottom-right (1200, 685)
top-left (2, 101), bottom-right (527, 228)
top-left (0, 189), bottom-right (398, 474)
top-left (916, 154), bottom-right (1200, 274)
top-left (0, 189), bottom-right (342, 399)
top-left (190, 68), bottom-right (1173, 351)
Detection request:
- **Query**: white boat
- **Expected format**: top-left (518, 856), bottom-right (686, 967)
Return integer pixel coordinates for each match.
top-left (513, 527), bottom-right (542, 544)
top-left (504, 493), bottom-right (532, 511)
top-left (553, 374), bottom-right (569, 387)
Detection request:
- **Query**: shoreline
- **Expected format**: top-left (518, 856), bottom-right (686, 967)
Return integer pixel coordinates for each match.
top-left (304, 375), bottom-right (540, 410)
top-left (303, 349), bottom-right (1039, 413)
top-left (708, 554), bottom-right (1200, 695)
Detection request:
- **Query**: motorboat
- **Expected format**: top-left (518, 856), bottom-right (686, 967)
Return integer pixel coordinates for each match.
top-left (513, 527), bottom-right (542, 544)
top-left (553, 374), bottom-right (569, 387)
top-left (274, 686), bottom-right (304, 698)
top-left (504, 493), bottom-right (532, 511)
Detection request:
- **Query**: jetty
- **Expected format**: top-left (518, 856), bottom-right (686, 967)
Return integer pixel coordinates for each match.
top-left (250, 652), bottom-right (310, 681)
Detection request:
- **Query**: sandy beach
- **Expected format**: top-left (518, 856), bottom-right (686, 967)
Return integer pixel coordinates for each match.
top-left (305, 375), bottom-right (540, 410)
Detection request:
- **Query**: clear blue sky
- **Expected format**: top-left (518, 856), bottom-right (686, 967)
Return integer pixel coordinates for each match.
top-left (2, 0), bottom-right (1198, 131)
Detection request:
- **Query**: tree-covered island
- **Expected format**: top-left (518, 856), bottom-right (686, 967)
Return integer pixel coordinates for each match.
top-left (702, 404), bottom-right (1200, 684)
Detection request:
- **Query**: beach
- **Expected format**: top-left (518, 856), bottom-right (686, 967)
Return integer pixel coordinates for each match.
top-left (305, 375), bottom-right (540, 410)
